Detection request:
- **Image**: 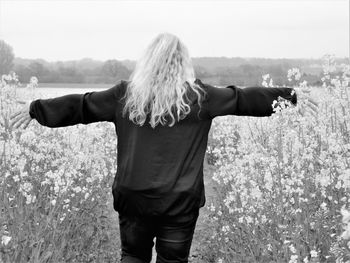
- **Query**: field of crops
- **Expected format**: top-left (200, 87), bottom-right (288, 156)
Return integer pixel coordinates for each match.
top-left (1, 56), bottom-right (350, 263)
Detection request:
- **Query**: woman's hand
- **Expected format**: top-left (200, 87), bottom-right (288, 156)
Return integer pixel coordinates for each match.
top-left (9, 100), bottom-right (33, 129)
top-left (294, 87), bottom-right (319, 118)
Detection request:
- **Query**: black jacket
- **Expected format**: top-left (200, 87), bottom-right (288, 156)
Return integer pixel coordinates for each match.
top-left (29, 79), bottom-right (297, 216)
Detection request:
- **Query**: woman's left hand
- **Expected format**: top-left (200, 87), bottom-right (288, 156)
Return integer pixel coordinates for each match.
top-left (9, 100), bottom-right (33, 129)
top-left (294, 87), bottom-right (319, 118)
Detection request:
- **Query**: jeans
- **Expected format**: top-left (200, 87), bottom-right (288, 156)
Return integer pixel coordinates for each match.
top-left (118, 209), bottom-right (200, 263)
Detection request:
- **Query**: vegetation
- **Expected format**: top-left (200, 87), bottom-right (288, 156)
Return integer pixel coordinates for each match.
top-left (1, 55), bottom-right (350, 262)
top-left (12, 56), bottom-right (348, 87)
top-left (0, 40), bottom-right (15, 76)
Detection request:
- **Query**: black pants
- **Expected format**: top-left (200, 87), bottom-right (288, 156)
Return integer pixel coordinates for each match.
top-left (118, 209), bottom-right (200, 263)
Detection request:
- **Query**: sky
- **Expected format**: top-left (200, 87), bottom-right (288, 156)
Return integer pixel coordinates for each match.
top-left (0, 0), bottom-right (349, 61)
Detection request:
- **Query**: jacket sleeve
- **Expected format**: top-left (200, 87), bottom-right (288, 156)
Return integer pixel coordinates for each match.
top-left (29, 82), bottom-right (122, 128)
top-left (204, 82), bottom-right (297, 118)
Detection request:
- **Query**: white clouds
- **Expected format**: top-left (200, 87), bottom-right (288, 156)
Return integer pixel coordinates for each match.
top-left (0, 0), bottom-right (348, 60)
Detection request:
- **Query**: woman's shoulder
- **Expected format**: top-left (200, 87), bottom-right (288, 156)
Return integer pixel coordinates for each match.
top-left (111, 79), bottom-right (130, 99)
top-left (194, 78), bottom-right (205, 87)
top-left (193, 79), bottom-right (224, 98)
top-left (114, 79), bottom-right (130, 89)
top-left (194, 78), bottom-right (220, 91)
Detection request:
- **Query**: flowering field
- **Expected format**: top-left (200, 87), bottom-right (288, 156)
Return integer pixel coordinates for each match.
top-left (1, 55), bottom-right (350, 263)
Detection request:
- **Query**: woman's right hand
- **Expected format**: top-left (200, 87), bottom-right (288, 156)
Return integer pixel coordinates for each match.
top-left (9, 100), bottom-right (33, 129)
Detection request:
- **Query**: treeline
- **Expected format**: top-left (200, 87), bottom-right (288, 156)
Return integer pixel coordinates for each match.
top-left (12, 57), bottom-right (349, 87)
top-left (1, 39), bottom-right (347, 87)
top-left (14, 57), bottom-right (347, 87)
top-left (13, 58), bottom-right (132, 84)
top-left (192, 57), bottom-right (348, 86)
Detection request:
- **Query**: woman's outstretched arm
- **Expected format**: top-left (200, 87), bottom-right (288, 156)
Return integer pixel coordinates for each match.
top-left (198, 80), bottom-right (317, 118)
top-left (10, 82), bottom-right (122, 129)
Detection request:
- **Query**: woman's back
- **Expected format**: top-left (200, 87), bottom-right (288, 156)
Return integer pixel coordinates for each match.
top-left (113, 79), bottom-right (212, 217)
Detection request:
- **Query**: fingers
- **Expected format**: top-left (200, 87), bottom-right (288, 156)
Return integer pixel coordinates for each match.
top-left (298, 104), bottom-right (318, 119)
top-left (306, 97), bottom-right (318, 107)
top-left (296, 96), bottom-right (319, 119)
top-left (13, 120), bottom-right (24, 129)
top-left (300, 88), bottom-right (311, 94)
top-left (22, 118), bottom-right (32, 129)
top-left (9, 117), bottom-right (17, 129)
top-left (298, 107), bottom-right (316, 119)
top-left (12, 115), bottom-right (28, 129)
top-left (306, 106), bottom-right (318, 119)
top-left (9, 115), bottom-right (33, 130)
top-left (10, 113), bottom-right (24, 128)
top-left (10, 111), bottom-right (21, 120)
top-left (306, 100), bottom-right (319, 113)
top-left (10, 101), bottom-right (31, 120)
top-left (10, 119), bottom-right (21, 129)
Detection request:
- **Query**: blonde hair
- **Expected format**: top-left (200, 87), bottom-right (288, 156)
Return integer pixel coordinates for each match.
top-left (122, 32), bottom-right (206, 128)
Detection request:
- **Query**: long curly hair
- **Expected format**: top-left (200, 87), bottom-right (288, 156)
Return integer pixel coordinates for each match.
top-left (121, 32), bottom-right (206, 128)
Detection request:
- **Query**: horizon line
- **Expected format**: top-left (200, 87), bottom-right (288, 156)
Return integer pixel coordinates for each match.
top-left (14, 55), bottom-right (349, 63)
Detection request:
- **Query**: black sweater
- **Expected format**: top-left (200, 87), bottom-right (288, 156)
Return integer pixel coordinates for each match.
top-left (29, 79), bottom-right (297, 216)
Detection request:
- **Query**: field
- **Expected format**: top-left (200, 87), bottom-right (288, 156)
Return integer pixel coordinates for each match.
top-left (1, 57), bottom-right (350, 263)
top-left (19, 83), bottom-right (111, 98)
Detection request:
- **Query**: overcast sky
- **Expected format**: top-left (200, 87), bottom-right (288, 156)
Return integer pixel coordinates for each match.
top-left (0, 0), bottom-right (348, 61)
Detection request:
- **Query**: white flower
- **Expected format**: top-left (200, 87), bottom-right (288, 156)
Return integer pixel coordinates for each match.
top-left (1, 235), bottom-right (12, 246)
top-left (289, 244), bottom-right (296, 253)
top-left (272, 100), bottom-right (278, 108)
top-left (13, 175), bottom-right (20, 182)
top-left (310, 250), bottom-right (318, 258)
top-left (287, 68), bottom-right (301, 82)
top-left (300, 80), bottom-right (308, 88)
top-left (221, 225), bottom-right (230, 233)
top-left (73, 186), bottom-right (82, 193)
top-left (209, 203), bottom-right (216, 212)
top-left (320, 202), bottom-right (327, 210)
top-left (21, 182), bottom-right (33, 193)
top-left (25, 194), bottom-right (36, 204)
top-left (289, 254), bottom-right (298, 263)
top-left (341, 206), bottom-right (350, 223)
top-left (267, 243), bottom-right (272, 251)
top-left (20, 171), bottom-right (28, 178)
top-left (30, 76), bottom-right (38, 85)
top-left (341, 206), bottom-right (350, 239)
top-left (262, 74), bottom-right (270, 80)
top-left (245, 216), bottom-right (253, 224)
top-left (290, 197), bottom-right (295, 204)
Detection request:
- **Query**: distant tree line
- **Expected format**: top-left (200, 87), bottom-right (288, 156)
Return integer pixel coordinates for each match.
top-left (11, 58), bottom-right (327, 87)
top-left (1, 39), bottom-right (347, 87)
top-left (13, 59), bottom-right (132, 84)
top-left (0, 40), bottom-right (15, 75)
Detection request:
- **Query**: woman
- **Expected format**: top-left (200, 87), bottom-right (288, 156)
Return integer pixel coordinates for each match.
top-left (10, 33), bottom-right (317, 263)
